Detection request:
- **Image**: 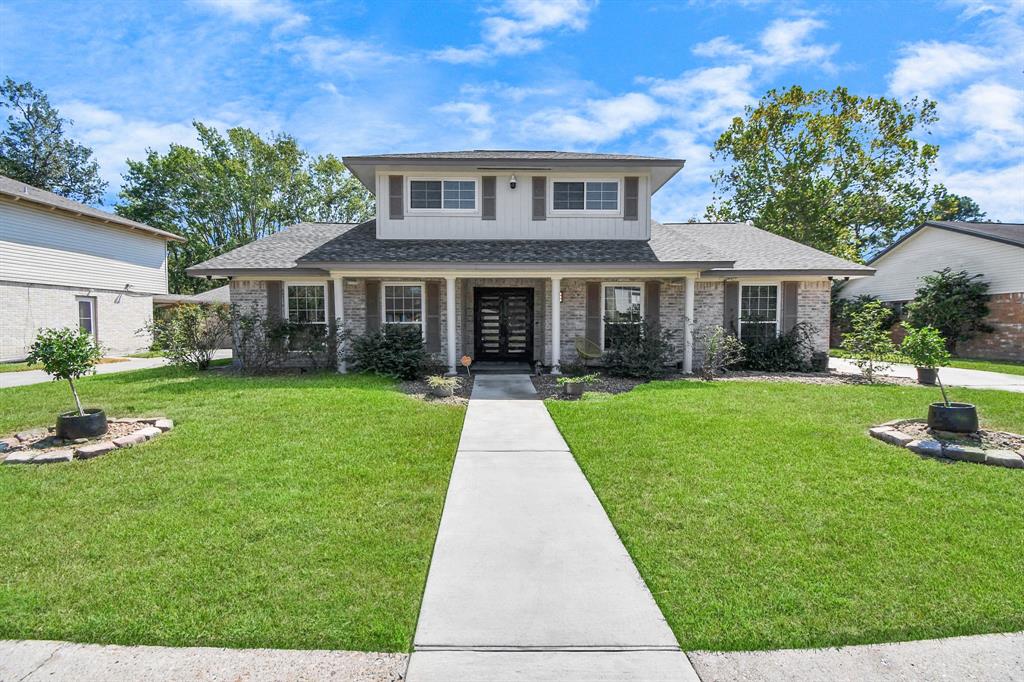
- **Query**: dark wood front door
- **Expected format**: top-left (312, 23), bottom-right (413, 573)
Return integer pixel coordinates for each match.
top-left (474, 288), bottom-right (534, 361)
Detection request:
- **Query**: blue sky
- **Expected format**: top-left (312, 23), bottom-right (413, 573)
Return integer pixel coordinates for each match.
top-left (1, 0), bottom-right (1021, 221)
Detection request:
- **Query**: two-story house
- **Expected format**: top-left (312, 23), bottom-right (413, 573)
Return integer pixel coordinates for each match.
top-left (0, 175), bottom-right (185, 361)
top-left (187, 151), bottom-right (873, 372)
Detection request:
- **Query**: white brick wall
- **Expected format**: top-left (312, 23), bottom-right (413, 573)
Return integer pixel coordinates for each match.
top-left (797, 280), bottom-right (831, 353)
top-left (1, 280), bottom-right (153, 361)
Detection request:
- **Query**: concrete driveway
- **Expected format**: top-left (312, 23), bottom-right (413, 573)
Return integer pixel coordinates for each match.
top-left (829, 357), bottom-right (1024, 393)
top-left (0, 350), bottom-right (232, 389)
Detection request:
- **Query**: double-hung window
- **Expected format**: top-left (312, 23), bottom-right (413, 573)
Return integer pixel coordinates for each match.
top-left (738, 284), bottom-right (779, 344)
top-left (409, 179), bottom-right (476, 211)
top-left (383, 282), bottom-right (425, 337)
top-left (286, 283), bottom-right (327, 325)
top-left (552, 180), bottom-right (619, 213)
top-left (602, 283), bottom-right (643, 349)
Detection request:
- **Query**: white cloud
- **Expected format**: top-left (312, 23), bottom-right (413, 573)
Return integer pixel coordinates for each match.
top-left (693, 17), bottom-right (838, 72)
top-left (521, 93), bottom-right (662, 144)
top-left (433, 101), bottom-right (495, 127)
top-left (286, 35), bottom-right (400, 75)
top-left (645, 64), bottom-right (755, 133)
top-left (433, 0), bottom-right (593, 64)
top-left (192, 0), bottom-right (309, 33)
top-left (888, 42), bottom-right (996, 98)
top-left (938, 163), bottom-right (1024, 221)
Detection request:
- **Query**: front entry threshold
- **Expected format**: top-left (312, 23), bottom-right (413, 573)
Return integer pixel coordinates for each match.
top-left (467, 361), bottom-right (533, 374)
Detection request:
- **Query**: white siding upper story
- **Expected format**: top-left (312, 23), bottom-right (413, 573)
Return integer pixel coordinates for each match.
top-left (375, 170), bottom-right (651, 240)
top-left (840, 226), bottom-right (1024, 301)
top-left (0, 199), bottom-right (169, 295)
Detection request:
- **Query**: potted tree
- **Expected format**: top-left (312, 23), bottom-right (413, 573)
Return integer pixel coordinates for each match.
top-left (26, 328), bottom-right (107, 439)
top-left (901, 324), bottom-right (978, 433)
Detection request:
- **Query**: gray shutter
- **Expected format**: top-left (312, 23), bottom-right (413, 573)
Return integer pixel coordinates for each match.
top-left (723, 281), bottom-right (739, 335)
top-left (266, 281), bottom-right (283, 322)
top-left (326, 281), bottom-right (336, 336)
top-left (425, 281), bottom-right (440, 352)
top-left (365, 280), bottom-right (381, 333)
top-left (482, 176), bottom-right (496, 220)
top-left (532, 176), bottom-right (546, 221)
top-left (646, 280), bottom-right (660, 329)
top-left (781, 281), bottom-right (799, 333)
top-left (585, 282), bottom-right (602, 346)
top-left (624, 176), bottom-right (639, 221)
top-left (388, 175), bottom-right (404, 220)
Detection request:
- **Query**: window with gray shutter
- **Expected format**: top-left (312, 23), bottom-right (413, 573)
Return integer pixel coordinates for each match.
top-left (482, 176), bottom-right (496, 220)
top-left (624, 176), bottom-right (639, 221)
top-left (365, 281), bottom-right (381, 332)
top-left (388, 176), bottom-right (404, 220)
top-left (532, 176), bottom-right (546, 220)
top-left (425, 282), bottom-right (440, 352)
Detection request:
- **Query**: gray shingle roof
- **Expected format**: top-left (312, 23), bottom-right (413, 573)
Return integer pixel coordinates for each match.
top-left (187, 220), bottom-right (871, 277)
top-left (660, 223), bottom-right (874, 275)
top-left (0, 175), bottom-right (186, 242)
top-left (343, 150), bottom-right (682, 163)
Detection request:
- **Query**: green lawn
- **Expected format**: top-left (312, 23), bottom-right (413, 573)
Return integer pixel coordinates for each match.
top-left (548, 380), bottom-right (1024, 651)
top-left (830, 348), bottom-right (1024, 377)
top-left (0, 361), bottom-right (40, 373)
top-left (0, 366), bottom-right (465, 652)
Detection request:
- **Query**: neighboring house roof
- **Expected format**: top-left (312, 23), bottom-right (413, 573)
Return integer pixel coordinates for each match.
top-left (153, 284), bottom-right (230, 306)
top-left (342, 149), bottom-right (686, 193)
top-left (661, 223), bottom-right (875, 276)
top-left (869, 221), bottom-right (1024, 264)
top-left (0, 175), bottom-right (186, 242)
top-left (187, 221), bottom-right (871, 277)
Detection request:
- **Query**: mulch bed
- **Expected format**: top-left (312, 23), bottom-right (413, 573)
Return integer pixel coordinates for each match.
top-left (398, 375), bottom-right (475, 405)
top-left (532, 374), bottom-right (648, 400)
top-left (2, 420), bottom-right (148, 455)
top-left (716, 370), bottom-right (917, 387)
top-left (892, 419), bottom-right (1024, 452)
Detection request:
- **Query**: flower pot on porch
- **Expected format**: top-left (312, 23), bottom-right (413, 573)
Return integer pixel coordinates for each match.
top-left (562, 383), bottom-right (585, 397)
top-left (56, 408), bottom-right (107, 439)
top-left (927, 402), bottom-right (978, 434)
top-left (916, 367), bottom-right (937, 385)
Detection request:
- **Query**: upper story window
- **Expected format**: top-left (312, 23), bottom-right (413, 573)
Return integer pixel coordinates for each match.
top-left (409, 179), bottom-right (476, 211)
top-left (551, 180), bottom-right (620, 213)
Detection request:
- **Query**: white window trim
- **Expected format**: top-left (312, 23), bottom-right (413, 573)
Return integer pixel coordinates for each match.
top-left (284, 281), bottom-right (328, 325)
top-left (549, 178), bottom-right (623, 217)
top-left (76, 296), bottom-right (97, 337)
top-left (382, 281), bottom-right (427, 340)
top-left (600, 282), bottom-right (645, 349)
top-left (407, 177), bottom-right (481, 216)
top-left (737, 281), bottom-right (782, 341)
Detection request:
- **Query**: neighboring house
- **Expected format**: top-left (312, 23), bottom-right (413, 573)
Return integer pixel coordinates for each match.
top-left (841, 221), bottom-right (1024, 361)
top-left (187, 151), bottom-right (872, 372)
top-left (153, 284), bottom-right (231, 312)
top-left (0, 175), bottom-right (185, 361)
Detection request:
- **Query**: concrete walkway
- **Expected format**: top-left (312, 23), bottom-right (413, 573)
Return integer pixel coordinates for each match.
top-left (0, 350), bottom-right (231, 389)
top-left (829, 357), bottom-right (1024, 393)
top-left (406, 374), bottom-right (698, 681)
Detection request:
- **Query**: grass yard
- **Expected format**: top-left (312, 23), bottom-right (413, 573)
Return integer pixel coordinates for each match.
top-left (547, 380), bottom-right (1024, 652)
top-left (830, 348), bottom-right (1024, 377)
top-left (0, 366), bottom-right (465, 652)
top-left (0, 361), bottom-right (40, 373)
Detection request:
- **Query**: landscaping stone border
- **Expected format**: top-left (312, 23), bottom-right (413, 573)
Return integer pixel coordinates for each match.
top-left (869, 421), bottom-right (1024, 469)
top-left (1, 418), bottom-right (173, 465)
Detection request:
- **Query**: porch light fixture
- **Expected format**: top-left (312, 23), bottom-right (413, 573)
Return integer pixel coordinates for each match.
top-left (509, 174), bottom-right (517, 190)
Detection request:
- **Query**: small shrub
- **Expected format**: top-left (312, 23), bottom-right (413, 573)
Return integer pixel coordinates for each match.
top-left (426, 375), bottom-right (461, 391)
top-left (26, 327), bottom-right (103, 415)
top-left (232, 308), bottom-right (289, 374)
top-left (558, 358), bottom-right (589, 377)
top-left (143, 304), bottom-right (230, 370)
top-left (740, 322), bottom-right (817, 372)
top-left (840, 300), bottom-right (897, 382)
top-left (906, 268), bottom-right (992, 353)
top-left (901, 324), bottom-right (953, 405)
top-left (695, 325), bottom-right (744, 381)
top-left (556, 373), bottom-right (599, 386)
top-left (832, 293), bottom-right (896, 340)
top-left (602, 318), bottom-right (674, 379)
top-left (345, 324), bottom-right (432, 380)
top-left (277, 321), bottom-right (338, 371)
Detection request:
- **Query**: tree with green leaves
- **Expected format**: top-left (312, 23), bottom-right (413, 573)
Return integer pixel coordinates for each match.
top-left (0, 77), bottom-right (107, 203)
top-left (907, 268), bottom-right (992, 353)
top-left (840, 299), bottom-right (897, 382)
top-left (927, 184), bottom-right (986, 222)
top-left (26, 327), bottom-right (103, 416)
top-left (117, 122), bottom-right (374, 294)
top-left (707, 86), bottom-right (939, 261)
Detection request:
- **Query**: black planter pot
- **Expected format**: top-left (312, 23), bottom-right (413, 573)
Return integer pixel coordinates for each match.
top-left (927, 402), bottom-right (978, 434)
top-left (56, 408), bottom-right (107, 439)
top-left (916, 367), bottom-right (937, 385)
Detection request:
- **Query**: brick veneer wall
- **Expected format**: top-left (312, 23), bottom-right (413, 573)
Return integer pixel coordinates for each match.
top-left (691, 280), bottom-right (725, 369)
top-left (796, 280), bottom-right (831, 353)
top-left (1, 280), bottom-right (153, 361)
top-left (958, 292), bottom-right (1024, 362)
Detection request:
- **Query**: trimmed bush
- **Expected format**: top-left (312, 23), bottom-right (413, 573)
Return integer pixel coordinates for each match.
top-left (740, 322), bottom-right (816, 372)
top-left (602, 318), bottom-right (675, 379)
top-left (345, 325), bottom-right (434, 380)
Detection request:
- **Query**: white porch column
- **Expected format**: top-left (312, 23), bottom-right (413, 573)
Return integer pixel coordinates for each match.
top-left (550, 276), bottom-right (562, 374)
top-left (446, 276), bottom-right (457, 375)
top-left (333, 276), bottom-right (346, 373)
top-left (683, 275), bottom-right (695, 374)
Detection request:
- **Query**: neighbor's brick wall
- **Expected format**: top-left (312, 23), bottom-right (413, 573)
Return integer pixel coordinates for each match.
top-left (796, 280), bottom-right (831, 353)
top-left (958, 292), bottom-right (1024, 362)
top-left (0, 280), bottom-right (152, 361)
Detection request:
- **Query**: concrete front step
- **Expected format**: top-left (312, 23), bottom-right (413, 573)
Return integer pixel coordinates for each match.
top-left (406, 650), bottom-right (700, 682)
